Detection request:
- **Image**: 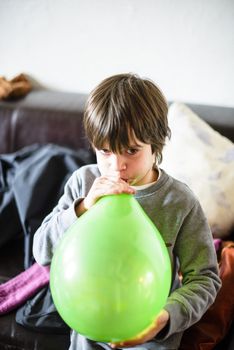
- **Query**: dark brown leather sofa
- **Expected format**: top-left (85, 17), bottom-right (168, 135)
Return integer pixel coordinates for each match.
top-left (0, 89), bottom-right (234, 350)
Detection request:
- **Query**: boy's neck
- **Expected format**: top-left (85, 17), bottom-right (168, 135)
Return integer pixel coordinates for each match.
top-left (132, 167), bottom-right (160, 190)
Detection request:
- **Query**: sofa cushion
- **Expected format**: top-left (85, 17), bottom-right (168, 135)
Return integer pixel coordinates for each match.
top-left (161, 102), bottom-right (234, 238)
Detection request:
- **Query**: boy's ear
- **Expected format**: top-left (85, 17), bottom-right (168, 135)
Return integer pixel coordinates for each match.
top-left (152, 152), bottom-right (158, 165)
top-left (151, 147), bottom-right (156, 157)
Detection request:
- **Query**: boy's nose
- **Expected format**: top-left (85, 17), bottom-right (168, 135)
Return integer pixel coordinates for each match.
top-left (110, 154), bottom-right (126, 171)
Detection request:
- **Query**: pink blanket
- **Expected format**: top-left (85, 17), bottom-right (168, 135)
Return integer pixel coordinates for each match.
top-left (0, 263), bottom-right (50, 314)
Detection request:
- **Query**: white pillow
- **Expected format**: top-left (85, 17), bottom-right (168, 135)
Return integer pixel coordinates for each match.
top-left (161, 102), bottom-right (234, 238)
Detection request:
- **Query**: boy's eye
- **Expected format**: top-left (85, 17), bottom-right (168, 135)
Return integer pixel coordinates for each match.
top-left (126, 148), bottom-right (138, 155)
top-left (99, 149), bottom-right (111, 155)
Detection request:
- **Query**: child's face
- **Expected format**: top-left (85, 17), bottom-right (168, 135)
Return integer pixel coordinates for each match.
top-left (95, 137), bottom-right (157, 186)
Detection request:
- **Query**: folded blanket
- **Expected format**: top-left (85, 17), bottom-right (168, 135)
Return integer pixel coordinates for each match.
top-left (0, 73), bottom-right (32, 100)
top-left (0, 263), bottom-right (49, 314)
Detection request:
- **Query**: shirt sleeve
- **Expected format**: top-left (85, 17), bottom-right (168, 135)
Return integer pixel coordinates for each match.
top-left (157, 200), bottom-right (222, 340)
top-left (33, 171), bottom-right (82, 266)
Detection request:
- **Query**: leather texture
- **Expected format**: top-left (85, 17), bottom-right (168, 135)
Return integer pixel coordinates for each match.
top-left (0, 90), bottom-right (89, 154)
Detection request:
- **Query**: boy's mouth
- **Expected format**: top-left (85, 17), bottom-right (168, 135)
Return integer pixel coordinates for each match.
top-left (121, 178), bottom-right (136, 186)
top-left (121, 178), bottom-right (131, 184)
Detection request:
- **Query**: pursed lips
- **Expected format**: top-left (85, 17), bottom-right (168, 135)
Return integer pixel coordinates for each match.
top-left (121, 177), bottom-right (130, 183)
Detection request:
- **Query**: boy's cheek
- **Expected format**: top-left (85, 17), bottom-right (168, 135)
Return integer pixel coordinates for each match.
top-left (97, 163), bottom-right (111, 177)
top-left (96, 157), bottom-right (106, 174)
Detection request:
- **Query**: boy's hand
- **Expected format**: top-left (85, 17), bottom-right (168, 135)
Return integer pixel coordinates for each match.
top-left (84, 173), bottom-right (135, 210)
top-left (76, 173), bottom-right (135, 216)
top-left (109, 309), bottom-right (169, 348)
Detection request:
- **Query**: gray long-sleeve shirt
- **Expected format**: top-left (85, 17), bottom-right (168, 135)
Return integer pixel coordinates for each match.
top-left (33, 165), bottom-right (221, 350)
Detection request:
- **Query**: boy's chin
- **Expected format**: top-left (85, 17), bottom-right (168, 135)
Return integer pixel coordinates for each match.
top-left (126, 178), bottom-right (139, 186)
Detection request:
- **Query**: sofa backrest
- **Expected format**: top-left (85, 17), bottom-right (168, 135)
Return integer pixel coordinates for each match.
top-left (0, 90), bottom-right (234, 154)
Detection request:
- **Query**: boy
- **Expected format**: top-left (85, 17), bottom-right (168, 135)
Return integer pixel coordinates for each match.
top-left (33, 73), bottom-right (221, 350)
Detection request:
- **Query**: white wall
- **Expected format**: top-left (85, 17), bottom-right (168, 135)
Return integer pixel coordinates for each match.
top-left (0, 0), bottom-right (233, 106)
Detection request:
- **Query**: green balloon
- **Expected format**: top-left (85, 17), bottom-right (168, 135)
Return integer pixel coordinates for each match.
top-left (50, 193), bottom-right (171, 342)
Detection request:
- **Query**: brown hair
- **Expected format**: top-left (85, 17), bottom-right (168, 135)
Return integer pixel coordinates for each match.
top-left (83, 73), bottom-right (170, 164)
